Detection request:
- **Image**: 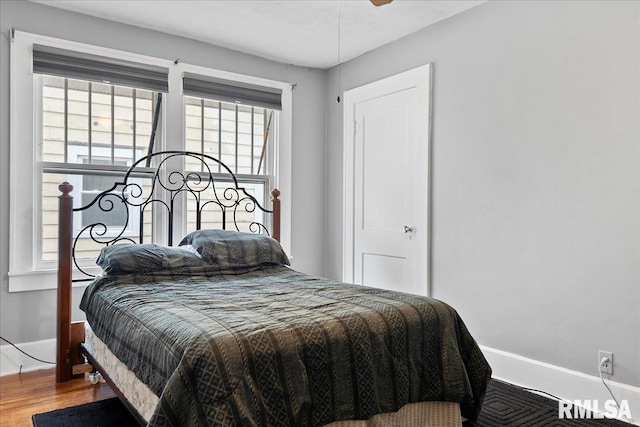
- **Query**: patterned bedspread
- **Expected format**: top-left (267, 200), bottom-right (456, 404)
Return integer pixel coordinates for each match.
top-left (80, 265), bottom-right (491, 426)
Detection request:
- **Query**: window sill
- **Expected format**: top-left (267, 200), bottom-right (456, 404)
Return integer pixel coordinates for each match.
top-left (8, 268), bottom-right (101, 293)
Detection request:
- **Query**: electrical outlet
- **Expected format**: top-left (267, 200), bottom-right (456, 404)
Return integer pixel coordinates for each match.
top-left (598, 350), bottom-right (613, 375)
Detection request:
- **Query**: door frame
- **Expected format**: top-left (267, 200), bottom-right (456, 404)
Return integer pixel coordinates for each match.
top-left (342, 64), bottom-right (433, 294)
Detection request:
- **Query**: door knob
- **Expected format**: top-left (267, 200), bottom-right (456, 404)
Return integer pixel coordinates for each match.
top-left (403, 225), bottom-right (413, 233)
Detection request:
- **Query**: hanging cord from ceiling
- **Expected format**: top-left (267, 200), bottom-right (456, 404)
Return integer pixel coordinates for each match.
top-left (336, 0), bottom-right (342, 103)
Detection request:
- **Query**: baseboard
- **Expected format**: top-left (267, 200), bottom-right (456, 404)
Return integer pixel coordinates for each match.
top-left (0, 339), bottom-right (56, 376)
top-left (480, 345), bottom-right (640, 425)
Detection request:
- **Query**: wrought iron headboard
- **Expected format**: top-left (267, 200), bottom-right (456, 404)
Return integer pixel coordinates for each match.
top-left (57, 150), bottom-right (281, 281)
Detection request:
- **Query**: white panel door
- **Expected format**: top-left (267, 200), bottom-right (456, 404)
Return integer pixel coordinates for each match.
top-left (344, 65), bottom-right (431, 296)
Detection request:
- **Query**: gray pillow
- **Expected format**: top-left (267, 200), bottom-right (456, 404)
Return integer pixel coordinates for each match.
top-left (96, 243), bottom-right (204, 274)
top-left (179, 229), bottom-right (290, 269)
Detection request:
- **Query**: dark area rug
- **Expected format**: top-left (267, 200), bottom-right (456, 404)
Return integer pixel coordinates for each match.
top-left (32, 380), bottom-right (631, 427)
top-left (467, 379), bottom-right (630, 427)
top-left (32, 397), bottom-right (138, 427)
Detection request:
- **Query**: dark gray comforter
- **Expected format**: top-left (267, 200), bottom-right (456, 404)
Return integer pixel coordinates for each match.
top-left (80, 265), bottom-right (491, 426)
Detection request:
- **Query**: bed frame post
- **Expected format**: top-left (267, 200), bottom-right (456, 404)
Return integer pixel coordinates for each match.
top-left (56, 182), bottom-right (73, 383)
top-left (271, 189), bottom-right (281, 242)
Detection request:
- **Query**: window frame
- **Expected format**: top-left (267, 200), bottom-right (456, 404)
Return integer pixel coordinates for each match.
top-left (8, 31), bottom-right (292, 292)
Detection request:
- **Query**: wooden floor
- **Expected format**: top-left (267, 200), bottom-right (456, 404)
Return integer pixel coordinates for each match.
top-left (0, 368), bottom-right (115, 427)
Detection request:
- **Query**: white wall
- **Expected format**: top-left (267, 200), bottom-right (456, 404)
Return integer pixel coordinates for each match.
top-left (0, 0), bottom-right (326, 343)
top-left (325, 0), bottom-right (640, 388)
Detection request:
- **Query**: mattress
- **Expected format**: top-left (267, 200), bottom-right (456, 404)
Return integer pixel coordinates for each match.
top-left (84, 322), bottom-right (159, 422)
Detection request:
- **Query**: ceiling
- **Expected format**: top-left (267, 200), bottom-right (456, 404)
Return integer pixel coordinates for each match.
top-left (31, 0), bottom-right (486, 69)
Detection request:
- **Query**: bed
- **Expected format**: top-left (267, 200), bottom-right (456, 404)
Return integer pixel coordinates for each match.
top-left (55, 151), bottom-right (491, 427)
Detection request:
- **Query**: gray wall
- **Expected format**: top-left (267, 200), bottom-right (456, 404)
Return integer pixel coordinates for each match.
top-left (0, 0), bottom-right (326, 343)
top-left (325, 0), bottom-right (640, 386)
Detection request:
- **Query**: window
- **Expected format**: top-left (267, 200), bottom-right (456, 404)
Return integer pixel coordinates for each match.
top-left (40, 75), bottom-right (154, 262)
top-left (182, 73), bottom-right (283, 237)
top-left (183, 98), bottom-right (274, 235)
top-left (9, 31), bottom-right (292, 292)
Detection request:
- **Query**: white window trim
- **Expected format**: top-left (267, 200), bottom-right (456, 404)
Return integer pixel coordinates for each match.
top-left (8, 31), bottom-right (292, 292)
